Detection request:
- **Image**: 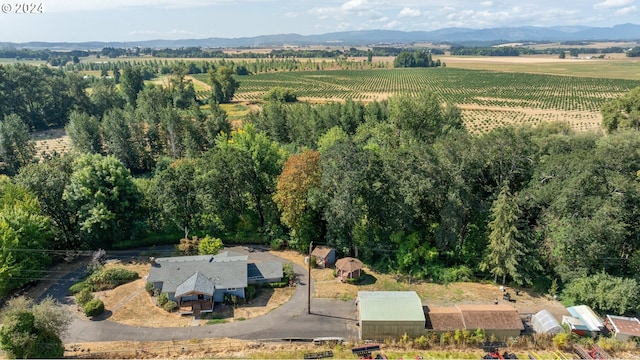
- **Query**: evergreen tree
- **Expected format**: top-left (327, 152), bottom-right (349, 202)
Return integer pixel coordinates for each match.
top-left (480, 184), bottom-right (526, 284)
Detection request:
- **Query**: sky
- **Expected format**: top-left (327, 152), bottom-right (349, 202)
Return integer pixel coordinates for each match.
top-left (0, 0), bottom-right (637, 43)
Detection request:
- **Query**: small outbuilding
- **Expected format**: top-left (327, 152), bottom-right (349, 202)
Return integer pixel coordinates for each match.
top-left (311, 246), bottom-right (336, 268)
top-left (562, 315), bottom-right (590, 336)
top-left (335, 257), bottom-right (363, 280)
top-left (605, 315), bottom-right (640, 341)
top-left (357, 291), bottom-right (425, 340)
top-left (424, 304), bottom-right (524, 340)
top-left (566, 305), bottom-right (604, 334)
top-left (531, 310), bottom-right (562, 335)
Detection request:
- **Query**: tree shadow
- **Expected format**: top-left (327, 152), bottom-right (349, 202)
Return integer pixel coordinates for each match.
top-left (91, 310), bottom-right (113, 321)
top-left (357, 273), bottom-right (377, 286)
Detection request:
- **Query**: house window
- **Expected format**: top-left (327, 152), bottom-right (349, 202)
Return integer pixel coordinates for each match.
top-left (227, 288), bottom-right (236, 291)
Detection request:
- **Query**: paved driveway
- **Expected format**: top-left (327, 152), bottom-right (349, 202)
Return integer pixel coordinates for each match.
top-left (54, 247), bottom-right (359, 343)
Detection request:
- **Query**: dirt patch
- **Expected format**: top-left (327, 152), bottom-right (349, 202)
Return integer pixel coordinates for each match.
top-left (32, 128), bottom-right (72, 159)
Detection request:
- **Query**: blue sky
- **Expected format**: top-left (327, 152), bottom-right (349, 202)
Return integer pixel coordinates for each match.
top-left (0, 0), bottom-right (637, 42)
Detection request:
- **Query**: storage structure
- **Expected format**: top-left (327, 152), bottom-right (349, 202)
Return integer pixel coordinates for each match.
top-left (357, 291), bottom-right (425, 340)
top-left (425, 304), bottom-right (524, 340)
top-left (531, 310), bottom-right (563, 335)
top-left (605, 315), bottom-right (640, 341)
top-left (566, 305), bottom-right (604, 334)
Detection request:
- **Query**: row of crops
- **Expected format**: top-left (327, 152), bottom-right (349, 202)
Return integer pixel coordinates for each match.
top-left (193, 68), bottom-right (639, 112)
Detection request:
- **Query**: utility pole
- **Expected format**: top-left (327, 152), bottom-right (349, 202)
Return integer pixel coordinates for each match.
top-left (308, 241), bottom-right (313, 314)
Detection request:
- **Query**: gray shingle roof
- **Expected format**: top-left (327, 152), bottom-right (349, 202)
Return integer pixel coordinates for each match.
top-left (148, 251), bottom-right (248, 293)
top-left (175, 271), bottom-right (215, 297)
top-left (248, 261), bottom-right (283, 281)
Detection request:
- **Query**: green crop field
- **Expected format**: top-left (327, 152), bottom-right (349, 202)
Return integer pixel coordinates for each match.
top-left (194, 67), bottom-right (639, 133)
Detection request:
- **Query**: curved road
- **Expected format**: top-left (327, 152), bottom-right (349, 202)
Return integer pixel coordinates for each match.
top-left (42, 248), bottom-right (359, 343)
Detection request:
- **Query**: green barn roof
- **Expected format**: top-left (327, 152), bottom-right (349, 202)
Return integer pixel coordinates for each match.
top-left (358, 291), bottom-right (425, 322)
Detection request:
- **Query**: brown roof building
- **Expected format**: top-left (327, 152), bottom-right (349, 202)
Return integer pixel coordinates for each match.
top-left (310, 246), bottom-right (336, 268)
top-left (605, 315), bottom-right (640, 341)
top-left (424, 304), bottom-right (524, 340)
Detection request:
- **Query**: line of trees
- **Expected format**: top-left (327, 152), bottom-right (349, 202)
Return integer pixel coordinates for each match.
top-left (2, 60), bottom-right (640, 315)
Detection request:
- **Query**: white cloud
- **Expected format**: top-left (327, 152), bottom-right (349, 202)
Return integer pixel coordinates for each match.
top-left (384, 20), bottom-right (401, 29)
top-left (480, 1), bottom-right (493, 6)
top-left (341, 0), bottom-right (370, 11)
top-left (285, 11), bottom-right (298, 18)
top-left (616, 5), bottom-right (637, 13)
top-left (594, 0), bottom-right (634, 9)
top-left (399, 7), bottom-right (421, 17)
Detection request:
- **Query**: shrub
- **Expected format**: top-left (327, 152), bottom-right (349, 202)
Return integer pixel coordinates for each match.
top-left (433, 265), bottom-right (473, 284)
top-left (87, 267), bottom-right (139, 291)
top-left (223, 293), bottom-right (240, 306)
top-left (283, 262), bottom-right (295, 283)
top-left (157, 293), bottom-right (169, 306)
top-left (145, 282), bottom-right (154, 294)
top-left (198, 235), bottom-right (224, 255)
top-left (75, 288), bottom-right (94, 307)
top-left (245, 285), bottom-right (257, 300)
top-left (177, 236), bottom-right (200, 256)
top-left (163, 300), bottom-right (177, 312)
top-left (270, 238), bottom-right (283, 251)
top-left (553, 332), bottom-right (571, 350)
top-left (345, 277), bottom-right (360, 285)
top-left (83, 299), bottom-right (105, 317)
top-left (267, 281), bottom-right (288, 288)
top-left (68, 281), bottom-right (88, 294)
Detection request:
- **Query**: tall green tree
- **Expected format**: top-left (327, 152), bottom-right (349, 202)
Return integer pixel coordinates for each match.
top-left (601, 86), bottom-right (640, 133)
top-left (0, 113), bottom-right (35, 175)
top-left (102, 108), bottom-right (140, 170)
top-left (66, 111), bottom-right (103, 154)
top-left (63, 154), bottom-right (143, 249)
top-left (153, 158), bottom-right (201, 238)
top-left (0, 296), bottom-right (71, 359)
top-left (0, 179), bottom-right (52, 298)
top-left (120, 66), bottom-right (145, 106)
top-left (209, 66), bottom-right (240, 104)
top-left (480, 184), bottom-right (528, 284)
top-left (15, 155), bottom-right (79, 250)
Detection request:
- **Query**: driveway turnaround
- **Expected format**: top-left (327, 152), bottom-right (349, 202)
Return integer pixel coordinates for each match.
top-left (54, 248), bottom-right (359, 343)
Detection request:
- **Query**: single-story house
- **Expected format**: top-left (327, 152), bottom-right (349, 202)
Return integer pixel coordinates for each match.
top-left (566, 305), bottom-right (604, 334)
top-left (357, 291), bottom-right (426, 340)
top-left (147, 251), bottom-right (282, 315)
top-left (605, 315), bottom-right (640, 341)
top-left (335, 257), bottom-right (363, 280)
top-left (531, 310), bottom-right (563, 335)
top-left (311, 246), bottom-right (336, 268)
top-left (425, 304), bottom-right (524, 339)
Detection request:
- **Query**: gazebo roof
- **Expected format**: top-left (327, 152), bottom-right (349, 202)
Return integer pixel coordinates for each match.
top-left (335, 257), bottom-right (363, 272)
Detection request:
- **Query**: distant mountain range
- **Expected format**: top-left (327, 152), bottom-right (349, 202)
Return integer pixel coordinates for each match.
top-left (2, 24), bottom-right (640, 50)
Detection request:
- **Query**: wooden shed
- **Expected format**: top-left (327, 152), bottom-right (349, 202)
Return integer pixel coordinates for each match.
top-left (424, 304), bottom-right (524, 340)
top-left (311, 246), bottom-right (336, 268)
top-left (605, 315), bottom-right (640, 341)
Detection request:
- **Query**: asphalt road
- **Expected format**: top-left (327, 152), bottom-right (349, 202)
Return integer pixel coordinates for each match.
top-left (50, 247), bottom-right (359, 343)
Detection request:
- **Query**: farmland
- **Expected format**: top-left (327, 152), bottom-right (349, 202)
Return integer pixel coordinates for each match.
top-left (194, 67), bottom-right (640, 133)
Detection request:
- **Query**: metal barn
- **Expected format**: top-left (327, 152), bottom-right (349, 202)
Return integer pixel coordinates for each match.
top-left (357, 291), bottom-right (425, 340)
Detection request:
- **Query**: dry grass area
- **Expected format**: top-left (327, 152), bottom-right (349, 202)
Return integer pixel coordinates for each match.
top-left (271, 250), bottom-right (568, 319)
top-left (67, 337), bottom-right (629, 359)
top-left (32, 128), bottom-right (73, 159)
top-left (93, 260), bottom-right (192, 328)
